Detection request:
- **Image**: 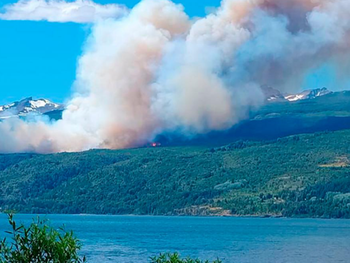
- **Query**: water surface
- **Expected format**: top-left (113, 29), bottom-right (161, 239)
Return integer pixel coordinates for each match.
top-left (1, 215), bottom-right (349, 263)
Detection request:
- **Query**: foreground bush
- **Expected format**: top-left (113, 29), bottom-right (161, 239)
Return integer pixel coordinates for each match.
top-left (150, 253), bottom-right (222, 263)
top-left (0, 214), bottom-right (86, 263)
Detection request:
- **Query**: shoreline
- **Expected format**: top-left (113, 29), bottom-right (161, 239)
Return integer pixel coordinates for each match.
top-left (1, 212), bottom-right (348, 220)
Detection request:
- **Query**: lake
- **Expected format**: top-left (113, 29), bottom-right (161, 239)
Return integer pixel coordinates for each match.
top-left (1, 215), bottom-right (349, 263)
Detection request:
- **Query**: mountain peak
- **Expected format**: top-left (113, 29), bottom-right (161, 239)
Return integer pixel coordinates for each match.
top-left (284, 87), bottom-right (332, 102)
top-left (261, 86), bottom-right (286, 102)
top-left (262, 87), bottom-right (333, 102)
top-left (20, 97), bottom-right (33, 102)
top-left (0, 97), bottom-right (64, 119)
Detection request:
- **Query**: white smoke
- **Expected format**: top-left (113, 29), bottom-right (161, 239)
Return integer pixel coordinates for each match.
top-left (0, 0), bottom-right (128, 23)
top-left (1, 0), bottom-right (350, 153)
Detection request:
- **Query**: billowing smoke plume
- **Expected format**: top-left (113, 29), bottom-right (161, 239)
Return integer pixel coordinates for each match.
top-left (1, 0), bottom-right (350, 153)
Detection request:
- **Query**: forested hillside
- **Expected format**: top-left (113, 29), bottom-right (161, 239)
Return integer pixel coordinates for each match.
top-left (0, 130), bottom-right (349, 218)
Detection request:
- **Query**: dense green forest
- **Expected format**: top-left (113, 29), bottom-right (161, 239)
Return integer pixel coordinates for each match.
top-left (0, 130), bottom-right (349, 218)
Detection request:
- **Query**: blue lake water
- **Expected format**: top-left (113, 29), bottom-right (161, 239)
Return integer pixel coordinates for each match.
top-left (1, 214), bottom-right (349, 263)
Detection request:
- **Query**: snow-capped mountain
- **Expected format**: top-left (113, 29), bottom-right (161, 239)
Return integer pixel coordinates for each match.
top-left (0, 97), bottom-right (64, 119)
top-left (284, 88), bottom-right (332, 102)
top-left (263, 87), bottom-right (333, 102)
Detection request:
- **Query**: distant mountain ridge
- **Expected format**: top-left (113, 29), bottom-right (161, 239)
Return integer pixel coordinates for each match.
top-left (156, 90), bottom-right (350, 146)
top-left (0, 97), bottom-right (63, 119)
top-left (263, 87), bottom-right (333, 102)
top-left (284, 87), bottom-right (332, 102)
top-left (0, 88), bottom-right (336, 119)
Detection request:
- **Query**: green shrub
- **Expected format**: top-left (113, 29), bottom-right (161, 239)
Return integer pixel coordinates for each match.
top-left (150, 252), bottom-right (222, 263)
top-left (0, 214), bottom-right (86, 263)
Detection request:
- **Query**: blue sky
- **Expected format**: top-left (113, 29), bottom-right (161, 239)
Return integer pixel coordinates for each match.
top-left (0, 0), bottom-right (221, 104)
